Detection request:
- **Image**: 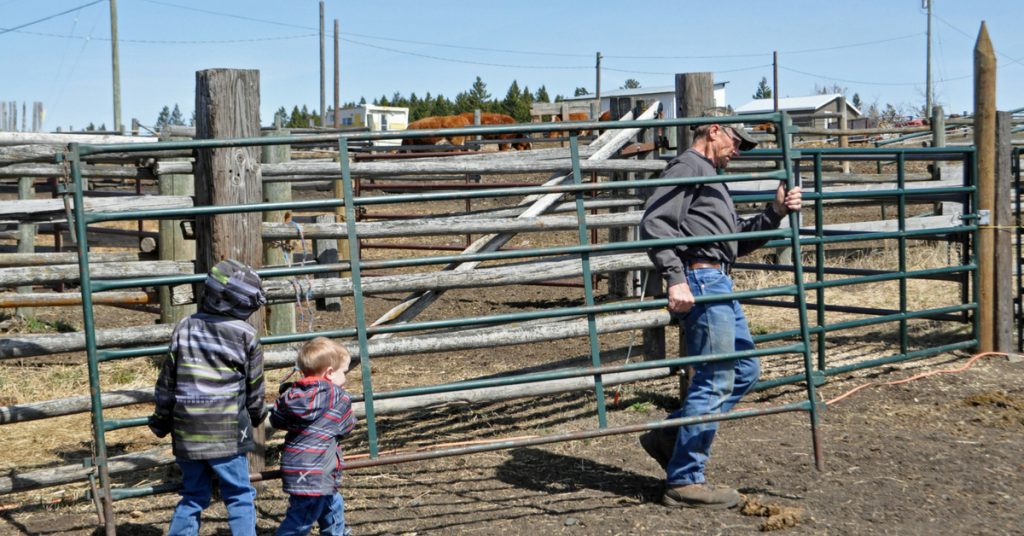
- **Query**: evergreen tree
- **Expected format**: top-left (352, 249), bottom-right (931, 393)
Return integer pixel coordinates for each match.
top-left (86, 122), bottom-right (96, 131)
top-left (433, 94), bottom-right (453, 116)
top-left (753, 77), bottom-right (772, 99)
top-left (155, 106), bottom-right (171, 130)
top-left (502, 80), bottom-right (522, 118)
top-left (467, 76), bottom-right (491, 110)
top-left (287, 106), bottom-right (301, 128)
top-left (454, 91), bottom-right (473, 114)
top-left (535, 85), bottom-right (550, 103)
top-left (170, 104), bottom-right (185, 126)
top-left (517, 85), bottom-right (534, 122)
top-left (852, 93), bottom-right (863, 110)
top-left (574, 87), bottom-right (589, 97)
top-left (378, 95), bottom-right (389, 106)
top-left (621, 79), bottom-right (640, 89)
top-left (358, 96), bottom-right (367, 105)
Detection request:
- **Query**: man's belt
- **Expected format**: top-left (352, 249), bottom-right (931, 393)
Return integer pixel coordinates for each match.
top-left (685, 259), bottom-right (730, 273)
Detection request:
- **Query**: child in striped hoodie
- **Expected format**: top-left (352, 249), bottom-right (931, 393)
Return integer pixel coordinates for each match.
top-left (271, 337), bottom-right (357, 536)
top-left (149, 259), bottom-right (268, 536)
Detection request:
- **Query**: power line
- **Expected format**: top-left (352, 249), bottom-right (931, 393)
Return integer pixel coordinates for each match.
top-left (933, 14), bottom-right (1024, 69)
top-left (138, 0), bottom-right (312, 30)
top-left (604, 64), bottom-right (771, 76)
top-left (604, 32), bottom-right (924, 59)
top-left (0, 0), bottom-right (104, 36)
top-left (780, 65), bottom-right (972, 87)
top-left (12, 27), bottom-right (317, 44)
top-left (341, 37), bottom-right (590, 70)
top-left (342, 30), bottom-right (593, 58)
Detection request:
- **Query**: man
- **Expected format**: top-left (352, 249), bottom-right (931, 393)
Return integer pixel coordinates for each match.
top-left (638, 122), bottom-right (802, 508)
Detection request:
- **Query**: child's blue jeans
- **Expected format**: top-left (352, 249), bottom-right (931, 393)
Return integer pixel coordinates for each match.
top-left (277, 492), bottom-right (349, 536)
top-left (167, 454), bottom-right (256, 536)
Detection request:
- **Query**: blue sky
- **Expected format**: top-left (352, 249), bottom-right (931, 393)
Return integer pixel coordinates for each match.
top-left (2, 0), bottom-right (1022, 131)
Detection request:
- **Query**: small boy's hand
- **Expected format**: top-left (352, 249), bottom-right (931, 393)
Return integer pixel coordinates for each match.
top-left (148, 414), bottom-right (171, 438)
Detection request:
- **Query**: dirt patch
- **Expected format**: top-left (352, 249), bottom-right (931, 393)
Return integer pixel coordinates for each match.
top-left (963, 390), bottom-right (1024, 430)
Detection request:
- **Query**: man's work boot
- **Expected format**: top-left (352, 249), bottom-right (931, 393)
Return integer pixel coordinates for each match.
top-left (638, 430), bottom-right (674, 470)
top-left (662, 483), bottom-right (742, 509)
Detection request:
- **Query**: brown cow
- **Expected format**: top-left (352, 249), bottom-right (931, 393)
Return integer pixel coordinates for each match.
top-left (546, 110), bottom-right (611, 138)
top-left (457, 112), bottom-right (531, 151)
top-left (402, 115), bottom-right (472, 148)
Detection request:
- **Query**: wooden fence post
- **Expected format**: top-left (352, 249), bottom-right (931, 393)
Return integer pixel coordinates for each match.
top-left (15, 177), bottom-right (35, 318)
top-left (974, 23), bottom-right (996, 354)
top-left (839, 95), bottom-right (850, 174)
top-left (314, 214), bottom-right (341, 311)
top-left (194, 68), bottom-right (266, 473)
top-left (158, 132), bottom-right (197, 325)
top-left (674, 72), bottom-right (714, 155)
top-left (994, 111), bottom-right (1013, 352)
top-left (262, 129), bottom-right (296, 335)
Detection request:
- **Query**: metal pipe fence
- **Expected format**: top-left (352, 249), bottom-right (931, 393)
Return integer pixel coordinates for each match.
top-left (0, 113), bottom-right (982, 533)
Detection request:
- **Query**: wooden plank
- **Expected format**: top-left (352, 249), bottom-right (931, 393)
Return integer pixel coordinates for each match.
top-left (0, 260), bottom-right (193, 287)
top-left (0, 195), bottom-right (192, 223)
top-left (0, 251), bottom-right (142, 267)
top-left (156, 158), bottom-right (667, 178)
top-left (194, 68), bottom-right (266, 472)
top-left (0, 163), bottom-right (154, 179)
top-left (262, 211), bottom-right (639, 240)
top-left (0, 131), bottom-right (157, 146)
top-left (170, 252), bottom-right (653, 306)
top-left (0, 290), bottom-right (154, 308)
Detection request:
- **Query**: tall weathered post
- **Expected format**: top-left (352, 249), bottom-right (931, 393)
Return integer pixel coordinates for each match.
top-left (974, 22), bottom-right (996, 353)
top-left (839, 95), bottom-right (850, 174)
top-left (159, 128), bottom-right (197, 325)
top-left (263, 127), bottom-right (296, 335)
top-left (194, 68), bottom-right (267, 471)
top-left (994, 111), bottom-right (1013, 351)
top-left (674, 72), bottom-right (715, 155)
top-left (15, 177), bottom-right (35, 317)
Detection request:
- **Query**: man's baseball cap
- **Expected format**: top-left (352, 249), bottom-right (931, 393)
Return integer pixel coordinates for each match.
top-left (692, 108), bottom-right (758, 151)
top-left (724, 125), bottom-right (758, 151)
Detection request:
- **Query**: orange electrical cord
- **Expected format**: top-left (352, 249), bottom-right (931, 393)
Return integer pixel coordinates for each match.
top-left (823, 351), bottom-right (1008, 406)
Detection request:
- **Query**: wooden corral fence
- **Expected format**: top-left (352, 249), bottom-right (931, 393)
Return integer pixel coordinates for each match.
top-left (0, 69), bottom-right (1017, 536)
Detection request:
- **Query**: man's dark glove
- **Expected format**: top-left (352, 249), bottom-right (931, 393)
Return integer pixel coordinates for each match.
top-left (278, 381), bottom-right (294, 395)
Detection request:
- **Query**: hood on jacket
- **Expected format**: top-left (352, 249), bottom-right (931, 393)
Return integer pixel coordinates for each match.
top-left (275, 378), bottom-right (334, 426)
top-left (201, 259), bottom-right (267, 320)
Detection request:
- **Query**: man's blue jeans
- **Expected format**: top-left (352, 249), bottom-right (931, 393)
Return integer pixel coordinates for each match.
top-left (665, 267), bottom-right (760, 486)
top-left (167, 454), bottom-right (256, 536)
top-left (277, 492), bottom-right (349, 536)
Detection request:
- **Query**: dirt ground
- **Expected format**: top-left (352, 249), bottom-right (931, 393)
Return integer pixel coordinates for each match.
top-left (2, 161), bottom-right (1021, 535)
top-left (1, 345), bottom-right (1021, 535)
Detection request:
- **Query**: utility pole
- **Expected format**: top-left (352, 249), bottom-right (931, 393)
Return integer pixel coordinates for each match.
top-left (772, 50), bottom-right (779, 112)
top-left (319, 0), bottom-right (326, 127)
top-left (595, 51), bottom-right (602, 116)
top-left (109, 0), bottom-right (122, 133)
top-left (925, 0), bottom-right (933, 118)
top-left (334, 18), bottom-right (340, 128)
